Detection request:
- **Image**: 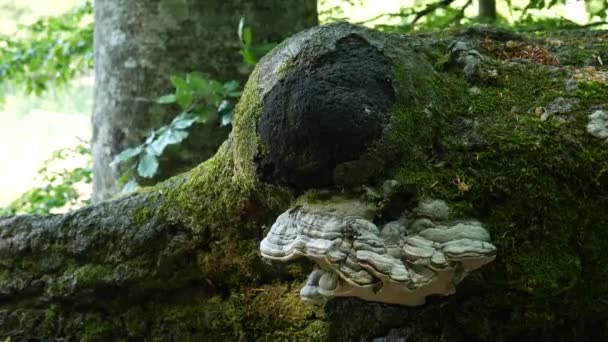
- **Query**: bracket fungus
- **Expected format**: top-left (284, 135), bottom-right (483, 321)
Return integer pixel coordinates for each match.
top-left (587, 109), bottom-right (608, 141)
top-left (260, 195), bottom-right (497, 306)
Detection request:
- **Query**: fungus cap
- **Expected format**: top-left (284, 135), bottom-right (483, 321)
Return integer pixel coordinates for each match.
top-left (260, 198), bottom-right (497, 306)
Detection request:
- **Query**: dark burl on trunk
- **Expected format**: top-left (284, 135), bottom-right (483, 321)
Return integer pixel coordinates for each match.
top-left (257, 33), bottom-right (395, 188)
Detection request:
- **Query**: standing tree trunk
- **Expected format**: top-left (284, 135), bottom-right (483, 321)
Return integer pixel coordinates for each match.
top-left (91, 0), bottom-right (318, 202)
top-left (478, 0), bottom-right (497, 22)
top-left (2, 23), bottom-right (608, 341)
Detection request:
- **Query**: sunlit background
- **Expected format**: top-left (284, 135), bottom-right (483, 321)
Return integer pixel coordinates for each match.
top-left (0, 0), bottom-right (600, 206)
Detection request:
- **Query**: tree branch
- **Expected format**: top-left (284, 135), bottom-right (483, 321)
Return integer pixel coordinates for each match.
top-left (410, 0), bottom-right (456, 27)
top-left (353, 0), bottom-right (456, 27)
top-left (518, 19), bottom-right (608, 32)
top-left (446, 0), bottom-right (473, 27)
top-left (354, 12), bottom-right (411, 25)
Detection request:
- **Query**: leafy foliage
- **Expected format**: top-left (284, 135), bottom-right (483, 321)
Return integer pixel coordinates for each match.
top-left (0, 140), bottom-right (92, 216)
top-left (0, 1), bottom-right (93, 97)
top-left (318, 0), bottom-right (366, 22)
top-left (238, 18), bottom-right (277, 67)
top-left (324, 0), bottom-right (607, 33)
top-left (111, 23), bottom-right (277, 193)
top-left (111, 73), bottom-right (242, 191)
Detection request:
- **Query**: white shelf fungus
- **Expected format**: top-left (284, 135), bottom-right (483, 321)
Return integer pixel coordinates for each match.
top-left (260, 197), bottom-right (497, 306)
top-left (587, 110), bottom-right (608, 140)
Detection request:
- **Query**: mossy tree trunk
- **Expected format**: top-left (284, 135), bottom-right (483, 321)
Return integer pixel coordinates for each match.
top-left (3, 23), bottom-right (608, 341)
top-left (91, 0), bottom-right (318, 202)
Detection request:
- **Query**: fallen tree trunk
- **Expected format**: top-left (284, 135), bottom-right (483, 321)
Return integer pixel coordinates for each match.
top-left (1, 23), bottom-right (608, 341)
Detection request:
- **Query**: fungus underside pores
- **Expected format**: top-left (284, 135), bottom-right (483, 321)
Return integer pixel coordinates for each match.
top-left (259, 185), bottom-right (497, 306)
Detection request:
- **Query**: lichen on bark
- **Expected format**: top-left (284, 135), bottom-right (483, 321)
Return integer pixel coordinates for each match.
top-left (1, 23), bottom-right (608, 341)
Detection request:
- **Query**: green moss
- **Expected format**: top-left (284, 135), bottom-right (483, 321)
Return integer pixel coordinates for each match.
top-left (557, 46), bottom-right (596, 66)
top-left (35, 284), bottom-right (325, 341)
top-left (133, 206), bottom-right (155, 223)
top-left (298, 189), bottom-right (332, 203)
top-left (42, 304), bottom-right (61, 336)
top-left (51, 242), bottom-right (61, 253)
top-left (231, 67), bottom-right (266, 182)
top-left (80, 317), bottom-right (114, 342)
top-left (277, 56), bottom-right (296, 79)
top-left (0, 269), bottom-right (9, 285)
top-left (71, 264), bottom-right (113, 287)
top-left (381, 42), bottom-right (608, 339)
top-left (159, 68), bottom-right (267, 229)
top-left (122, 308), bottom-right (147, 337)
top-left (143, 283), bottom-right (327, 341)
top-left (575, 81), bottom-right (608, 104)
top-left (149, 66), bottom-right (292, 292)
top-left (510, 250), bottom-right (581, 292)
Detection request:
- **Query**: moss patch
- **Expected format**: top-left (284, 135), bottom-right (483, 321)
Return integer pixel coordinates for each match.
top-left (378, 39), bottom-right (608, 339)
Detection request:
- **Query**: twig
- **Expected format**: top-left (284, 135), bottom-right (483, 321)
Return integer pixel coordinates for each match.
top-left (445, 0), bottom-right (473, 27)
top-left (411, 0), bottom-right (457, 27)
top-left (354, 12), bottom-right (412, 25)
top-left (518, 19), bottom-right (608, 32)
top-left (354, 0), bottom-right (457, 27)
top-left (576, 21), bottom-right (608, 29)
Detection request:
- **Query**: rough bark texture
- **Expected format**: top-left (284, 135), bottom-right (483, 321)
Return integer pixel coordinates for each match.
top-left (478, 0), bottom-right (497, 22)
top-left (3, 23), bottom-right (608, 341)
top-left (257, 33), bottom-right (395, 188)
top-left (91, 0), bottom-right (318, 202)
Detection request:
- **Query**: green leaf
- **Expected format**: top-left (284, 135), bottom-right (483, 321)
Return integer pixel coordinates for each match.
top-left (137, 153), bottom-right (159, 178)
top-left (171, 75), bottom-right (194, 108)
top-left (175, 86), bottom-right (193, 109)
top-left (117, 170), bottom-right (133, 186)
top-left (223, 80), bottom-right (240, 93)
top-left (110, 146), bottom-right (143, 166)
top-left (193, 110), bottom-right (210, 123)
top-left (148, 129), bottom-right (189, 156)
top-left (172, 113), bottom-right (198, 129)
top-left (217, 100), bottom-right (230, 113)
top-left (243, 27), bottom-right (253, 46)
top-left (221, 111), bottom-right (233, 127)
top-left (2, 140), bottom-right (92, 215)
top-left (155, 125), bottom-right (169, 136)
top-left (170, 75), bottom-right (186, 89)
top-left (0, 1), bottom-right (94, 99)
top-left (157, 94), bottom-right (177, 104)
top-left (241, 49), bottom-right (257, 66)
top-left (121, 179), bottom-right (139, 193)
top-left (166, 129), bottom-right (189, 144)
top-left (186, 73), bottom-right (206, 89)
top-left (187, 73), bottom-right (223, 103)
top-left (223, 80), bottom-right (242, 98)
top-left (145, 131), bottom-right (156, 144)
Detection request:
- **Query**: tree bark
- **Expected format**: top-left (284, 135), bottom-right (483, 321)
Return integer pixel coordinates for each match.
top-left (3, 23), bottom-right (608, 341)
top-left (478, 0), bottom-right (496, 22)
top-left (91, 0), bottom-right (318, 203)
